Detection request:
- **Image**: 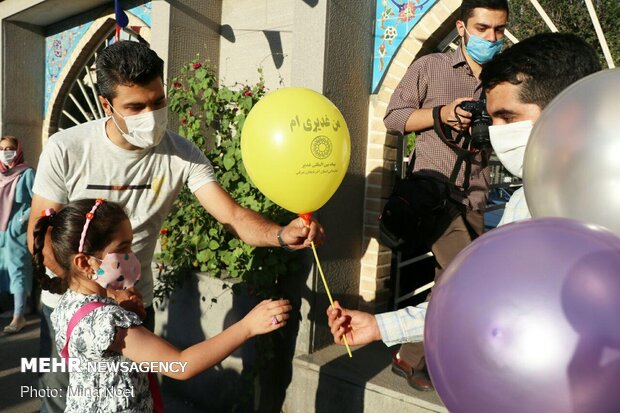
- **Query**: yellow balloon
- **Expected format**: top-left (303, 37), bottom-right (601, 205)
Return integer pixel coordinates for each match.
top-left (241, 88), bottom-right (351, 214)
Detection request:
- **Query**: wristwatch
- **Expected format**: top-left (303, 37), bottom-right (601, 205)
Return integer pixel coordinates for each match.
top-left (277, 227), bottom-right (293, 251)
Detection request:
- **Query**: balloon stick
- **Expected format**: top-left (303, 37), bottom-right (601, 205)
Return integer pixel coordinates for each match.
top-left (301, 213), bottom-right (353, 358)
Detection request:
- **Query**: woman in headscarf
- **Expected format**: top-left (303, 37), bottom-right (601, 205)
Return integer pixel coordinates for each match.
top-left (0, 136), bottom-right (35, 333)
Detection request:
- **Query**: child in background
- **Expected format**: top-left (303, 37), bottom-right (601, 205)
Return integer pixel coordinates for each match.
top-left (32, 198), bottom-right (291, 412)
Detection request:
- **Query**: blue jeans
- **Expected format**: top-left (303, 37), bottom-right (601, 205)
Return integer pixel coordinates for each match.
top-left (14, 291), bottom-right (27, 316)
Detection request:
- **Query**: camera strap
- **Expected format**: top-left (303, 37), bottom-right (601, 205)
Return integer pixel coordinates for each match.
top-left (432, 106), bottom-right (478, 190)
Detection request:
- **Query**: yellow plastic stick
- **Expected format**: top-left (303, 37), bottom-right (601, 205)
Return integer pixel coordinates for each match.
top-left (310, 241), bottom-right (353, 358)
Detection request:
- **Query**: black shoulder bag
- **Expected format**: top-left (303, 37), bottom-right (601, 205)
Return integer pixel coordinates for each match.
top-left (379, 106), bottom-right (479, 250)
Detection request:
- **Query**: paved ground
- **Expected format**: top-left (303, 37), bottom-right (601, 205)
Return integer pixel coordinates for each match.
top-left (0, 315), bottom-right (41, 413)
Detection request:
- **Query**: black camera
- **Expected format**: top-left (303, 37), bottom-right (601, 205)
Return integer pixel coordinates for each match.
top-left (458, 100), bottom-right (492, 150)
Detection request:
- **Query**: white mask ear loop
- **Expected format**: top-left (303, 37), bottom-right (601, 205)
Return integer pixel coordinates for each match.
top-left (106, 99), bottom-right (129, 134)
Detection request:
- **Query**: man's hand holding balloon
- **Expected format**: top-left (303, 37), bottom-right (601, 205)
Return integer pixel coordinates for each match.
top-left (279, 215), bottom-right (325, 250)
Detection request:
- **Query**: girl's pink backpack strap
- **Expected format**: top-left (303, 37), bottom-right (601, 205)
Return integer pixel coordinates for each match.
top-left (60, 302), bottom-right (107, 359)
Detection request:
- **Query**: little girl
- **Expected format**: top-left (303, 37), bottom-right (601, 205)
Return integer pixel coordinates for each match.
top-left (33, 198), bottom-right (291, 412)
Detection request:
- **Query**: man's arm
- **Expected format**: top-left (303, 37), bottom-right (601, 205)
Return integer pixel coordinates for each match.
top-left (374, 303), bottom-right (427, 346)
top-left (404, 100), bottom-right (475, 133)
top-left (327, 300), bottom-right (427, 347)
top-left (383, 58), bottom-right (474, 134)
top-left (193, 182), bottom-right (325, 249)
top-left (27, 194), bottom-right (65, 276)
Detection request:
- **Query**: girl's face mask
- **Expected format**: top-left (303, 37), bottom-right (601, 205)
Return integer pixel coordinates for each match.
top-left (91, 252), bottom-right (141, 290)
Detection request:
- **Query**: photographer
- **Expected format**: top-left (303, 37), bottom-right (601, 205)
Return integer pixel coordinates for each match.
top-left (382, 0), bottom-right (509, 391)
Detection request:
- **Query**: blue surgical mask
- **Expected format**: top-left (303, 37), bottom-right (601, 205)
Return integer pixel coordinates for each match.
top-left (464, 28), bottom-right (504, 64)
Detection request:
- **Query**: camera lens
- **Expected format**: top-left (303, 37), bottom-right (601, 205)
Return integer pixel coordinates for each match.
top-left (458, 100), bottom-right (492, 150)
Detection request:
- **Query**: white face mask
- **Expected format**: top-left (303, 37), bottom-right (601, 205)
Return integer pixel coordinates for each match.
top-left (0, 150), bottom-right (16, 166)
top-left (108, 101), bottom-right (168, 149)
top-left (489, 120), bottom-right (534, 179)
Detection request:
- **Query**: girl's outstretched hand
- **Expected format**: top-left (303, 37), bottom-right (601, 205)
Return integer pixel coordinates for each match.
top-left (242, 299), bottom-right (292, 337)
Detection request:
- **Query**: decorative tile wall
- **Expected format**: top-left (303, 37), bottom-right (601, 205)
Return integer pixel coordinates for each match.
top-left (44, 2), bottom-right (152, 113)
top-left (372, 0), bottom-right (439, 93)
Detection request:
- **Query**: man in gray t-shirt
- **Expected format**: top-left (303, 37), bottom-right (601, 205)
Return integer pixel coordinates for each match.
top-left (34, 118), bottom-right (216, 308)
top-left (28, 41), bottom-right (324, 413)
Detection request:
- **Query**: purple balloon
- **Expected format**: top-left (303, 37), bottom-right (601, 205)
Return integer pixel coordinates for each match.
top-left (424, 218), bottom-right (620, 413)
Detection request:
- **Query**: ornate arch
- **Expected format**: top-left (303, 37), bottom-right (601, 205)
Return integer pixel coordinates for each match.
top-left (43, 10), bottom-right (152, 140)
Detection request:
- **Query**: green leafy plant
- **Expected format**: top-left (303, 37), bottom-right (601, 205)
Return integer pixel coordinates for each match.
top-left (506, 0), bottom-right (619, 66)
top-left (154, 58), bottom-right (298, 302)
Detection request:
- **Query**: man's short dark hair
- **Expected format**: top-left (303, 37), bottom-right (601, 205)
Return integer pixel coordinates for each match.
top-left (481, 32), bottom-right (602, 109)
top-left (96, 41), bottom-right (164, 101)
top-left (460, 0), bottom-right (509, 22)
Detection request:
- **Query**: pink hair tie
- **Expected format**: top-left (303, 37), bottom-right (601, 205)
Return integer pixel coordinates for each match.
top-left (41, 208), bottom-right (56, 217)
top-left (78, 199), bottom-right (105, 253)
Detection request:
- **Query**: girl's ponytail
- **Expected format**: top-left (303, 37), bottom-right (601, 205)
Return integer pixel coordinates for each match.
top-left (32, 209), bottom-right (66, 295)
